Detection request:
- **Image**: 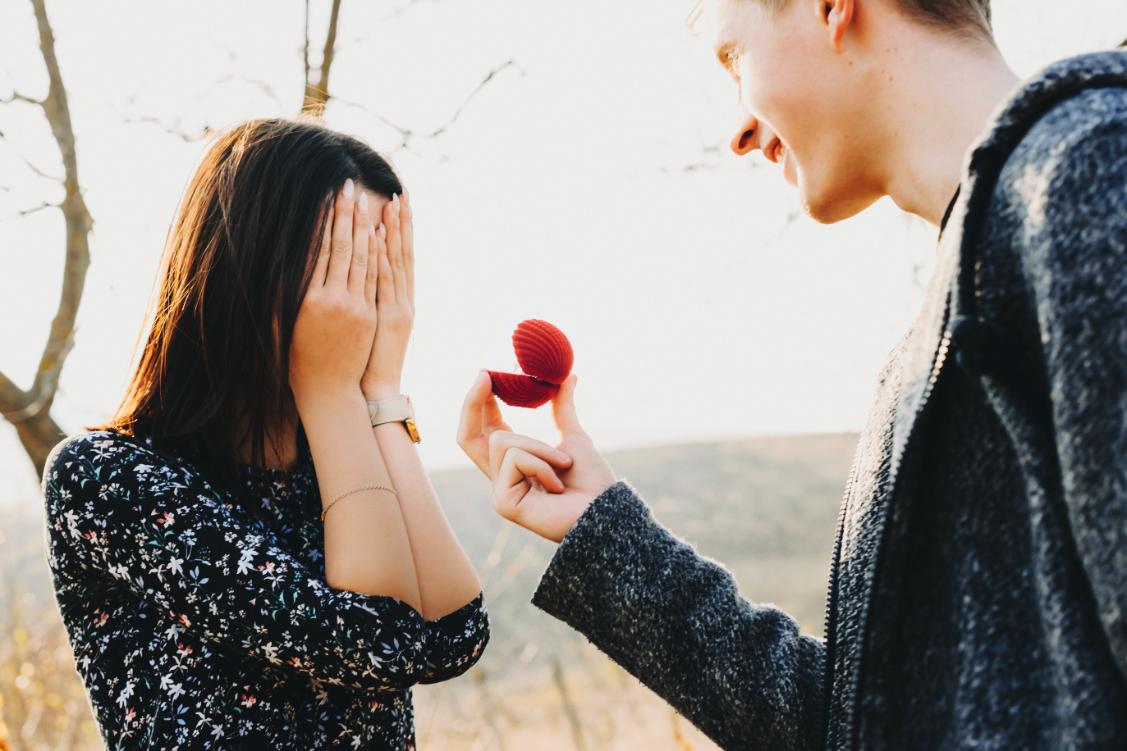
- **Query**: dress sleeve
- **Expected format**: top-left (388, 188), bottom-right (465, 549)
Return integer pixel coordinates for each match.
top-left (1011, 108), bottom-right (1127, 683)
top-left (42, 432), bottom-right (432, 694)
top-left (417, 590), bottom-right (490, 684)
top-left (530, 479), bottom-right (826, 751)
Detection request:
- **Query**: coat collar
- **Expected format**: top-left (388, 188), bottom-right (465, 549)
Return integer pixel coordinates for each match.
top-left (888, 48), bottom-right (1127, 478)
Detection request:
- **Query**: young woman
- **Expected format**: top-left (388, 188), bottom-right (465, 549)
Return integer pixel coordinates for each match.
top-left (40, 118), bottom-right (489, 750)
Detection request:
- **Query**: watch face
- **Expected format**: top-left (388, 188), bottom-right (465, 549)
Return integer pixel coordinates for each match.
top-left (405, 418), bottom-right (421, 444)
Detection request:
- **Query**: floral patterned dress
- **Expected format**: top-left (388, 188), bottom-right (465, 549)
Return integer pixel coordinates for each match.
top-left (40, 429), bottom-right (489, 750)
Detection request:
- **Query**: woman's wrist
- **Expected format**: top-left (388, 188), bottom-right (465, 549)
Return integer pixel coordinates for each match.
top-left (295, 386), bottom-right (367, 422)
top-left (361, 379), bottom-right (402, 401)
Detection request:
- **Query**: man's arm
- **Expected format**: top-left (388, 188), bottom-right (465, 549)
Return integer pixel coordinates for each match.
top-left (459, 368), bottom-right (827, 750)
top-left (1011, 93), bottom-right (1127, 681)
top-left (531, 479), bottom-right (826, 751)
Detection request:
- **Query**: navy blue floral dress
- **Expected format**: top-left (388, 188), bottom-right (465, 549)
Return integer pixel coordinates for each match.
top-left (41, 429), bottom-right (489, 750)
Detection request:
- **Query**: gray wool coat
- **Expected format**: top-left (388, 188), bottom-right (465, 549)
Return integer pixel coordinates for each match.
top-left (529, 50), bottom-right (1127, 750)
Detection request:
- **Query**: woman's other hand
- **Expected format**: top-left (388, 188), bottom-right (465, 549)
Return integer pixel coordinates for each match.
top-left (458, 372), bottom-right (617, 543)
top-left (290, 178), bottom-right (378, 411)
top-left (361, 191), bottom-right (415, 400)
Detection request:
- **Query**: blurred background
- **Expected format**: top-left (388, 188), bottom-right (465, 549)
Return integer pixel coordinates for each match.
top-left (1, 1), bottom-right (1124, 748)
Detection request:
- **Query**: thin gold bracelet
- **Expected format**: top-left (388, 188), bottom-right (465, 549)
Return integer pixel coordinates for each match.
top-left (320, 483), bottom-right (398, 522)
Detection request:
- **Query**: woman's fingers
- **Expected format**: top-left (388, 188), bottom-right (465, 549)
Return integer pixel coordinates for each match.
top-left (375, 223), bottom-right (395, 305)
top-left (400, 190), bottom-right (414, 306)
top-left (384, 195), bottom-right (408, 301)
top-left (348, 191), bottom-right (370, 297)
top-left (311, 200), bottom-right (334, 288)
top-left (488, 430), bottom-right (572, 486)
top-left (326, 178), bottom-right (355, 288)
top-left (495, 448), bottom-right (565, 520)
top-left (365, 222), bottom-right (379, 305)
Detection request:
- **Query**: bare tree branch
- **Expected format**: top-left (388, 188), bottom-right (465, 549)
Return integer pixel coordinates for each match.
top-left (427, 59), bottom-right (518, 139)
top-left (375, 0), bottom-right (439, 24)
top-left (302, 0), bottom-right (343, 114)
top-left (341, 0), bottom-right (442, 45)
top-left (0, 127), bottom-right (64, 181)
top-left (6, 200), bottom-right (62, 220)
top-left (123, 114), bottom-right (215, 143)
top-left (659, 140), bottom-right (731, 174)
top-left (323, 91), bottom-right (422, 152)
top-left (330, 59), bottom-right (521, 153)
top-left (319, 0), bottom-right (343, 95)
top-left (551, 656), bottom-right (589, 751)
top-left (216, 73), bottom-right (283, 109)
top-left (302, 0), bottom-right (312, 89)
top-left (0, 90), bottom-right (45, 106)
top-left (0, 0), bottom-right (93, 475)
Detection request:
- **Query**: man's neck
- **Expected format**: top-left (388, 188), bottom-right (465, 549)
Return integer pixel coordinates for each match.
top-left (872, 34), bottom-right (1021, 228)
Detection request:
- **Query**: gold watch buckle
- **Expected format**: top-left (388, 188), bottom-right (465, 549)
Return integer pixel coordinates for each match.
top-left (405, 416), bottom-right (421, 444)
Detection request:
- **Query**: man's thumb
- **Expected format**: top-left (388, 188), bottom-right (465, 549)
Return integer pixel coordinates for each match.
top-left (552, 373), bottom-right (583, 435)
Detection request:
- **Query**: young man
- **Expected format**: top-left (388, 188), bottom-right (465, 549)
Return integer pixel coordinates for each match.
top-left (458, 1), bottom-right (1126, 748)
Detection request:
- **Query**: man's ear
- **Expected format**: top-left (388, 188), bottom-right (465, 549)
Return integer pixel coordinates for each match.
top-left (814, 0), bottom-right (854, 53)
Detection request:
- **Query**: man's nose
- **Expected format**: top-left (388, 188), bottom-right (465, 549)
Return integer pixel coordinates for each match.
top-left (730, 114), bottom-right (759, 156)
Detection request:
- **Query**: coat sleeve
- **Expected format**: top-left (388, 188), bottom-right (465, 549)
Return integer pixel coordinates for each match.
top-left (42, 432), bottom-right (443, 693)
top-left (1012, 103), bottom-right (1127, 683)
top-left (530, 479), bottom-right (826, 751)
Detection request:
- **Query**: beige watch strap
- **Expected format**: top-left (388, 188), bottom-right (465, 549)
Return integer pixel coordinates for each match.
top-left (366, 394), bottom-right (413, 426)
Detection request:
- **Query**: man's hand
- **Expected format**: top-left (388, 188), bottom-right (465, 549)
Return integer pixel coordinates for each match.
top-left (457, 371), bottom-right (617, 543)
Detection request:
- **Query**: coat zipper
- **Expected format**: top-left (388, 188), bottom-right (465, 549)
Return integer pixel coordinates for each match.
top-left (821, 450), bottom-right (858, 749)
top-left (842, 316), bottom-right (955, 750)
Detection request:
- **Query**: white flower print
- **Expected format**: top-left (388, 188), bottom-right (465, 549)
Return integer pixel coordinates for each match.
top-left (116, 679), bottom-right (135, 707)
top-left (236, 547), bottom-right (257, 575)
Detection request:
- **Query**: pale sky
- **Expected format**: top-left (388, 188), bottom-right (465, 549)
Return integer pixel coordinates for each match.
top-left (2, 0), bottom-right (1125, 506)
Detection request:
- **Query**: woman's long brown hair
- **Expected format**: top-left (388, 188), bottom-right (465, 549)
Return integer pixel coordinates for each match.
top-left (88, 117), bottom-right (402, 495)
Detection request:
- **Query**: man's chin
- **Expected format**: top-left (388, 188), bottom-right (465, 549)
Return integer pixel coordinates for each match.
top-left (798, 181), bottom-right (876, 225)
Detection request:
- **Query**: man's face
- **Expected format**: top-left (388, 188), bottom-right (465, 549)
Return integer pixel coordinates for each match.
top-left (710, 0), bottom-right (883, 222)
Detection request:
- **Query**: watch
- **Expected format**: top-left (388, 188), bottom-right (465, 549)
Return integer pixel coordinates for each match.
top-left (366, 394), bottom-right (422, 444)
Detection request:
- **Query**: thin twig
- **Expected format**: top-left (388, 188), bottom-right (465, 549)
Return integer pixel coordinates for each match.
top-left (12, 200), bottom-right (61, 219)
top-left (0, 128), bottom-right (63, 181)
top-left (551, 656), bottom-right (588, 751)
top-left (123, 114), bottom-right (214, 143)
top-left (427, 59), bottom-right (519, 139)
top-left (331, 59), bottom-right (521, 153)
top-left (374, 0), bottom-right (439, 24)
top-left (216, 73), bottom-right (283, 109)
top-left (0, 90), bottom-right (45, 106)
